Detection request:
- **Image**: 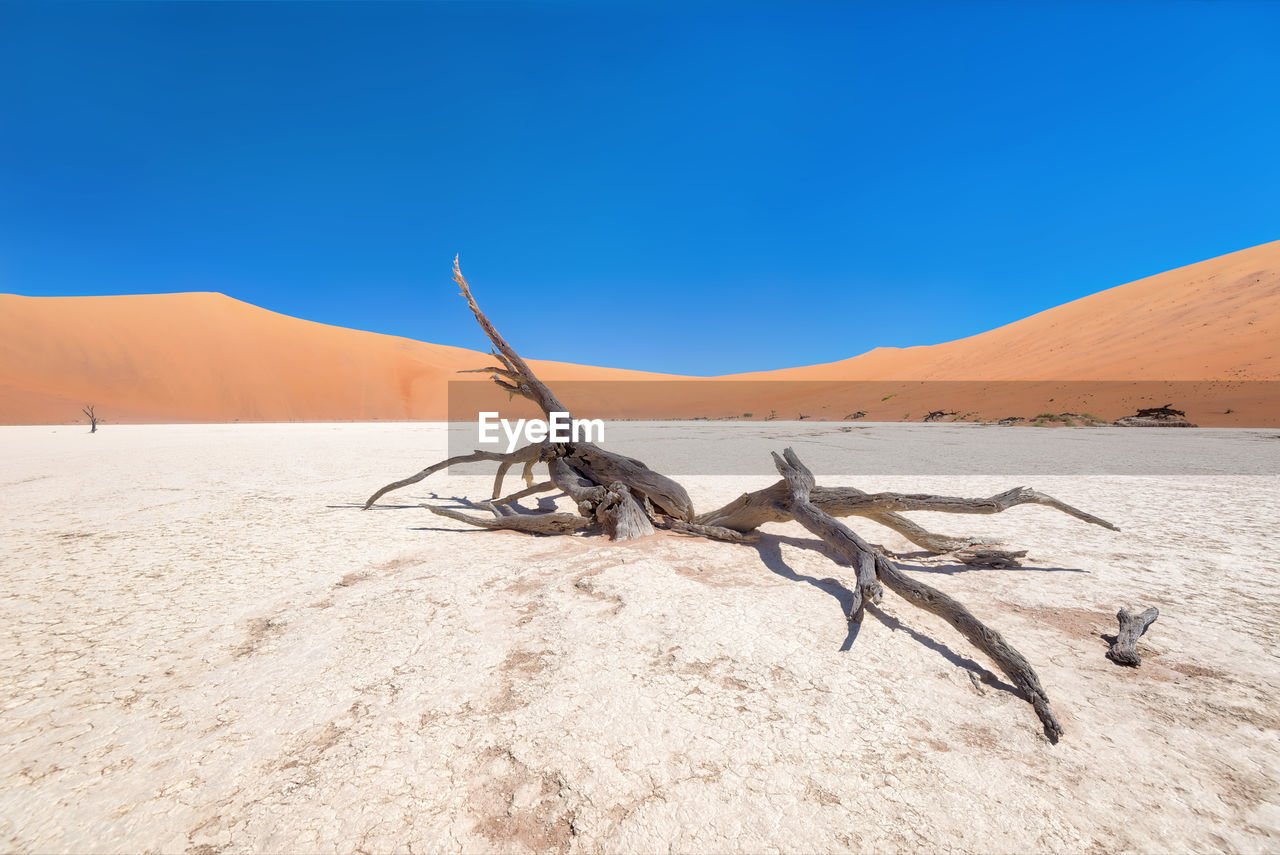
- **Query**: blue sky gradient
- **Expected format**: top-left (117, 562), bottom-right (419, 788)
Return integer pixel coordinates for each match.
top-left (1, 1), bottom-right (1277, 374)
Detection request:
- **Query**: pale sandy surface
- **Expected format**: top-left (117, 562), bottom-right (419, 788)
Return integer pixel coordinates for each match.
top-left (2, 423), bottom-right (1279, 854)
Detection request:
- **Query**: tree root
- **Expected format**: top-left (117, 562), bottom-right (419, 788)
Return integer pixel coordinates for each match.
top-left (771, 447), bottom-right (1064, 743)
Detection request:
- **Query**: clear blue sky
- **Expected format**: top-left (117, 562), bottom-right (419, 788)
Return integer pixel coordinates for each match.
top-left (1, 1), bottom-right (1277, 374)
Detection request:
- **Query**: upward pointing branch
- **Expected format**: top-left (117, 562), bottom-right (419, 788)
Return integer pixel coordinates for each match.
top-left (453, 256), bottom-right (571, 419)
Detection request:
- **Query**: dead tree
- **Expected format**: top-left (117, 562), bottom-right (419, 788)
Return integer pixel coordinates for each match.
top-left (365, 257), bottom-right (690, 538)
top-left (83, 404), bottom-right (98, 433)
top-left (1114, 404), bottom-right (1195, 427)
top-left (364, 258), bottom-right (1129, 742)
top-left (1107, 607), bottom-right (1159, 666)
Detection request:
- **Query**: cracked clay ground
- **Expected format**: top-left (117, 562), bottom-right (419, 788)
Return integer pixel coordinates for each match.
top-left (2, 423), bottom-right (1278, 853)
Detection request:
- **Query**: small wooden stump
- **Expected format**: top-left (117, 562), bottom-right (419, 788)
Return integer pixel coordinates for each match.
top-left (1107, 607), bottom-right (1159, 666)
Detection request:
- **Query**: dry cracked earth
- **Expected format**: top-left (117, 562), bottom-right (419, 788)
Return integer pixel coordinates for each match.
top-left (2, 423), bottom-right (1278, 853)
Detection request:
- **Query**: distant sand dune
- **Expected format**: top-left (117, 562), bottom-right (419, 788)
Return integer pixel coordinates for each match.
top-left (0, 292), bottom-right (675, 424)
top-left (2, 240), bottom-right (1277, 425)
top-left (731, 238), bottom-right (1280, 383)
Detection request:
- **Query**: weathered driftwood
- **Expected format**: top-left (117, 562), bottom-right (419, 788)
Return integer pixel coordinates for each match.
top-left (494, 451), bottom-right (541, 500)
top-left (953, 546), bottom-right (1028, 569)
top-left (559, 442), bottom-right (694, 523)
top-left (696, 482), bottom-right (1118, 562)
top-left (364, 443), bottom-right (544, 510)
top-left (491, 480), bottom-right (557, 506)
top-left (770, 447), bottom-right (1064, 742)
top-left (547, 457), bottom-right (655, 541)
top-left (1107, 607), bottom-right (1159, 666)
top-left (425, 503), bottom-right (590, 535)
top-left (453, 258), bottom-right (692, 526)
top-left (362, 259), bottom-right (1139, 742)
top-left (660, 517), bottom-right (761, 544)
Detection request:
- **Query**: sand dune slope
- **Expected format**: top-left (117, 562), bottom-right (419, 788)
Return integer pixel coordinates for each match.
top-left (0, 292), bottom-right (672, 424)
top-left (740, 239), bottom-right (1280, 382)
top-left (1, 240), bottom-right (1276, 425)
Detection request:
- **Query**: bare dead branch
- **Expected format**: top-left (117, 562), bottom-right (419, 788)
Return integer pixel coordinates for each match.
top-left (457, 365), bottom-right (523, 381)
top-left (696, 481), bottom-right (1118, 548)
top-left (424, 503), bottom-right (591, 535)
top-left (453, 256), bottom-right (571, 418)
top-left (492, 480), bottom-right (558, 506)
top-left (660, 517), bottom-right (761, 544)
top-left (363, 443), bottom-right (543, 510)
top-left (953, 546), bottom-right (1029, 569)
top-left (771, 447), bottom-right (1064, 743)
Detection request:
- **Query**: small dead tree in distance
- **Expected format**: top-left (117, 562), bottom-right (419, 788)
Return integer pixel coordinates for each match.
top-left (364, 258), bottom-right (1126, 743)
top-left (83, 404), bottom-right (98, 433)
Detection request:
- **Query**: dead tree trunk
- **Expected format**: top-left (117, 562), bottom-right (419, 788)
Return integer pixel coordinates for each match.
top-left (546, 458), bottom-right (655, 540)
top-left (83, 404), bottom-right (98, 433)
top-left (364, 257), bottom-right (691, 540)
top-left (361, 258), bottom-right (1139, 741)
top-left (1107, 607), bottom-right (1158, 666)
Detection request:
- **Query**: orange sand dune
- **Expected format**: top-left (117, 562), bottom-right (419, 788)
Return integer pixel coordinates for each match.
top-left (731, 238), bottom-right (1280, 383)
top-left (0, 292), bottom-right (680, 424)
top-left (1, 240), bottom-right (1277, 426)
top-left (708, 239), bottom-right (1280, 426)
